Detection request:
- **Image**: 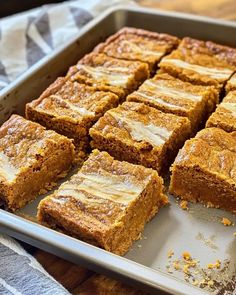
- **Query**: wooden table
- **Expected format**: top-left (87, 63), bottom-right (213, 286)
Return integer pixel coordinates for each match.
top-left (138, 0), bottom-right (236, 20)
top-left (31, 1), bottom-right (236, 294)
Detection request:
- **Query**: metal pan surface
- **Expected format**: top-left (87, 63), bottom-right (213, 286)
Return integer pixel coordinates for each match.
top-left (0, 5), bottom-right (236, 295)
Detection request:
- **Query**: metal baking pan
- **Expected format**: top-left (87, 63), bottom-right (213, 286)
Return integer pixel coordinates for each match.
top-left (0, 5), bottom-right (236, 295)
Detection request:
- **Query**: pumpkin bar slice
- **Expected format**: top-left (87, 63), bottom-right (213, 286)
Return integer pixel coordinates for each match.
top-left (90, 102), bottom-right (191, 173)
top-left (38, 149), bottom-right (168, 255)
top-left (0, 115), bottom-right (75, 211)
top-left (67, 53), bottom-right (149, 100)
top-left (206, 90), bottom-right (236, 133)
top-left (26, 77), bottom-right (119, 158)
top-left (159, 37), bottom-right (236, 87)
top-left (226, 73), bottom-right (236, 93)
top-left (170, 127), bottom-right (236, 213)
top-left (94, 27), bottom-right (179, 72)
top-left (127, 72), bottom-right (219, 132)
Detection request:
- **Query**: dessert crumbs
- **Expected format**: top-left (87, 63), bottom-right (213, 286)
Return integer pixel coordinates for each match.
top-left (207, 280), bottom-right (214, 287)
top-left (180, 200), bottom-right (188, 210)
top-left (221, 217), bottom-right (233, 226)
top-left (137, 232), bottom-right (142, 240)
top-left (167, 249), bottom-right (174, 258)
top-left (183, 265), bottom-right (190, 274)
top-left (182, 251), bottom-right (191, 261)
top-left (207, 259), bottom-right (221, 269)
top-left (165, 251), bottom-right (234, 292)
top-left (206, 202), bottom-right (215, 208)
top-left (173, 261), bottom-right (181, 270)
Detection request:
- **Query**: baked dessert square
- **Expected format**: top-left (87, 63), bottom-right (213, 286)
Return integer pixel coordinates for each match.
top-left (159, 37), bottom-right (236, 87)
top-left (26, 77), bottom-right (119, 157)
top-left (206, 90), bottom-right (236, 133)
top-left (67, 52), bottom-right (149, 100)
top-left (0, 115), bottom-right (75, 211)
top-left (127, 72), bottom-right (219, 132)
top-left (38, 149), bottom-right (168, 255)
top-left (94, 27), bottom-right (179, 72)
top-left (89, 102), bottom-right (191, 173)
top-left (226, 73), bottom-right (236, 93)
top-left (169, 127), bottom-right (236, 213)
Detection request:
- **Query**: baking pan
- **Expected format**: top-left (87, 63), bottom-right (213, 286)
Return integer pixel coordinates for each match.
top-left (0, 5), bottom-right (236, 295)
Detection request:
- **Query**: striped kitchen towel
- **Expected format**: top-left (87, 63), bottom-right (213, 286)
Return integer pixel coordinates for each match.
top-left (0, 234), bottom-right (70, 295)
top-left (0, 0), bottom-right (134, 90)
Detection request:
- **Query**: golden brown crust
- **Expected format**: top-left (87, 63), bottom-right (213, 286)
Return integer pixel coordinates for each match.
top-left (66, 52), bottom-right (149, 99)
top-left (180, 37), bottom-right (236, 67)
top-left (195, 127), bottom-right (236, 154)
top-left (170, 127), bottom-right (236, 213)
top-left (26, 77), bottom-right (119, 148)
top-left (34, 76), bottom-right (67, 101)
top-left (206, 90), bottom-right (236, 133)
top-left (96, 27), bottom-right (180, 47)
top-left (90, 102), bottom-right (191, 173)
top-left (94, 27), bottom-right (179, 72)
top-left (127, 72), bottom-right (219, 132)
top-left (0, 115), bottom-right (75, 211)
top-left (38, 149), bottom-right (168, 255)
top-left (159, 37), bottom-right (236, 86)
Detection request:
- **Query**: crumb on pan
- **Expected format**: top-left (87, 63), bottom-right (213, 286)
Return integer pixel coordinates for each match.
top-left (180, 200), bottom-right (189, 210)
top-left (207, 259), bottom-right (221, 269)
top-left (167, 249), bottom-right (174, 258)
top-left (173, 260), bottom-right (181, 270)
top-left (221, 217), bottom-right (232, 226)
top-left (186, 259), bottom-right (197, 267)
top-left (182, 251), bottom-right (191, 261)
top-left (166, 250), bottom-right (232, 291)
top-left (206, 201), bottom-right (215, 208)
top-left (207, 280), bottom-right (214, 287)
top-left (183, 264), bottom-right (190, 274)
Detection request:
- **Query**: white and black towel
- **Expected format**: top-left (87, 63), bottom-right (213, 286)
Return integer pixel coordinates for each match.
top-left (0, 0), bottom-right (134, 90)
top-left (0, 234), bottom-right (70, 295)
top-left (0, 0), bottom-right (133, 294)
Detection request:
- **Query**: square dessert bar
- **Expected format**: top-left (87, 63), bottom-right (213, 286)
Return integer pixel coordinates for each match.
top-left (0, 115), bottom-right (75, 211)
top-left (127, 72), bottom-right (219, 132)
top-left (159, 37), bottom-right (236, 87)
top-left (206, 90), bottom-right (236, 133)
top-left (94, 27), bottom-right (179, 72)
top-left (38, 149), bottom-right (168, 255)
top-left (226, 73), bottom-right (236, 93)
top-left (26, 77), bottom-right (119, 156)
top-left (89, 102), bottom-right (191, 174)
top-left (169, 127), bottom-right (236, 213)
top-left (67, 52), bottom-right (149, 100)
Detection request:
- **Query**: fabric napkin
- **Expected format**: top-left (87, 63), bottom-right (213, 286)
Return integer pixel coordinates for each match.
top-left (0, 0), bottom-right (134, 90)
top-left (0, 234), bottom-right (70, 295)
top-left (0, 0), bottom-right (133, 294)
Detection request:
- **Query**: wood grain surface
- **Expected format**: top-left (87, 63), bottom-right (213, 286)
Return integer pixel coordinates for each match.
top-left (137, 0), bottom-right (236, 20)
top-left (31, 1), bottom-right (236, 294)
